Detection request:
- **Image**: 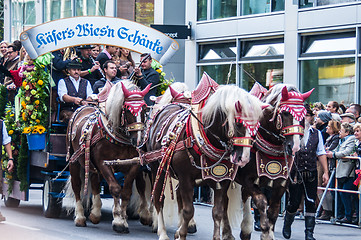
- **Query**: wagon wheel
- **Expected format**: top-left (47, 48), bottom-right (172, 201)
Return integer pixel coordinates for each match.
top-left (4, 195), bottom-right (20, 208)
top-left (42, 176), bottom-right (63, 218)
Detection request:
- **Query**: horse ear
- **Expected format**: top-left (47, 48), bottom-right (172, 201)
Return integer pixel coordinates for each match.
top-left (261, 104), bottom-right (269, 110)
top-left (121, 82), bottom-right (131, 98)
top-left (302, 88), bottom-right (314, 101)
top-left (235, 101), bottom-right (242, 114)
top-left (281, 86), bottom-right (289, 101)
top-left (169, 85), bottom-right (179, 98)
top-left (140, 84), bottom-right (152, 97)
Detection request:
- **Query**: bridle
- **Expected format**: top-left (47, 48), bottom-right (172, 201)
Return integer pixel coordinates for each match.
top-left (120, 96), bottom-right (146, 138)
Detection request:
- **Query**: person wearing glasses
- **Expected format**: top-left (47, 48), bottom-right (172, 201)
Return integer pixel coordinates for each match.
top-left (2, 44), bottom-right (20, 87)
top-left (133, 53), bottom-right (159, 106)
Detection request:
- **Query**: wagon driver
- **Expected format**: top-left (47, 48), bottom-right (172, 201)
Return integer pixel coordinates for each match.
top-left (57, 59), bottom-right (94, 123)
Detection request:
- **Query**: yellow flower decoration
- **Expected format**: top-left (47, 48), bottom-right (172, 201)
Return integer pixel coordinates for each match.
top-left (22, 112), bottom-right (27, 121)
top-left (8, 130), bottom-right (14, 135)
top-left (22, 81), bottom-right (27, 88)
top-left (10, 114), bottom-right (14, 117)
top-left (23, 127), bottom-right (31, 134)
top-left (21, 101), bottom-right (26, 108)
top-left (36, 119), bottom-right (40, 123)
top-left (38, 80), bottom-right (43, 85)
top-left (156, 69), bottom-right (162, 73)
top-left (34, 100), bottom-right (40, 105)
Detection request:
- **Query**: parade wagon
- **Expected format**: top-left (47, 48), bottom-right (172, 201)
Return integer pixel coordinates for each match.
top-left (1, 16), bottom-right (178, 219)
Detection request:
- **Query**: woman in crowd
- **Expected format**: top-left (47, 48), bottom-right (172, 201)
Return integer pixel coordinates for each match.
top-left (91, 45), bottom-right (102, 59)
top-left (326, 122), bottom-right (356, 223)
top-left (115, 48), bottom-right (135, 79)
top-left (318, 120), bottom-right (341, 220)
top-left (0, 41), bottom-right (8, 63)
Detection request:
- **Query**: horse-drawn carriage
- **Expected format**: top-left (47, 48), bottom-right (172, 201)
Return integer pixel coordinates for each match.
top-left (0, 16), bottom-right (318, 240)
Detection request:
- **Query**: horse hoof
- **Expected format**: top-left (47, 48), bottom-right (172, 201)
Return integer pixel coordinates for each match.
top-left (113, 224), bottom-right (129, 233)
top-left (75, 221), bottom-right (87, 227)
top-left (88, 213), bottom-right (101, 224)
top-left (240, 231), bottom-right (251, 240)
top-left (140, 216), bottom-right (153, 226)
top-left (187, 225), bottom-right (197, 234)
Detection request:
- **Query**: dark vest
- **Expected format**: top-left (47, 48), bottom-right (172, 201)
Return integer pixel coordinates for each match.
top-left (0, 120), bottom-right (3, 160)
top-left (293, 128), bottom-right (319, 172)
top-left (61, 77), bottom-right (88, 111)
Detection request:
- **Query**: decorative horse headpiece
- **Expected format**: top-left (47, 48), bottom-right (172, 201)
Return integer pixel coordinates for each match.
top-left (121, 82), bottom-right (151, 116)
top-left (272, 86), bottom-right (314, 136)
top-left (235, 101), bottom-right (268, 137)
top-left (169, 85), bottom-right (192, 104)
top-left (279, 86), bottom-right (314, 121)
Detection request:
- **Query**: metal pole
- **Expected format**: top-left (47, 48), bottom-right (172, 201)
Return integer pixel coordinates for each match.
top-left (316, 169), bottom-right (336, 217)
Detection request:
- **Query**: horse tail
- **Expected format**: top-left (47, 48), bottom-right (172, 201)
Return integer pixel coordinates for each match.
top-left (128, 171), bottom-right (152, 219)
top-left (227, 182), bottom-right (243, 229)
top-left (151, 177), bottom-right (178, 229)
top-left (63, 170), bottom-right (92, 214)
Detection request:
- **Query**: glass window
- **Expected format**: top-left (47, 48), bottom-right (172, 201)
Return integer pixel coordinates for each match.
top-left (243, 0), bottom-right (284, 15)
top-left (212, 0), bottom-right (237, 19)
top-left (11, 0), bottom-right (36, 41)
top-left (242, 40), bottom-right (284, 58)
top-left (300, 58), bottom-right (355, 105)
top-left (302, 33), bottom-right (355, 55)
top-left (199, 42), bottom-right (236, 62)
top-left (75, 0), bottom-right (106, 16)
top-left (135, 0), bottom-right (154, 26)
top-left (199, 65), bottom-right (236, 85)
top-left (299, 0), bottom-right (357, 8)
top-left (44, 0), bottom-right (72, 22)
top-left (198, 0), bottom-right (207, 21)
top-left (240, 62), bottom-right (283, 91)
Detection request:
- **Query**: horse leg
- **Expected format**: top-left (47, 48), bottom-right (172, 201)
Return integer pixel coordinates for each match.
top-left (70, 162), bottom-right (86, 227)
top-left (174, 178), bottom-right (194, 240)
top-left (88, 173), bottom-right (102, 224)
top-left (220, 182), bottom-right (235, 240)
top-left (176, 187), bottom-right (197, 234)
top-left (240, 196), bottom-right (253, 240)
top-left (136, 171), bottom-right (152, 226)
top-left (96, 164), bottom-right (125, 233)
top-left (251, 191), bottom-right (271, 240)
top-left (267, 185), bottom-right (285, 240)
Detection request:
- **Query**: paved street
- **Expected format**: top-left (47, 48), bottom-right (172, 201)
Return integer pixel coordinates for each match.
top-left (0, 186), bottom-right (360, 239)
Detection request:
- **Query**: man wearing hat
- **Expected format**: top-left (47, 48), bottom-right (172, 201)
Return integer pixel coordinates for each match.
top-left (283, 104), bottom-right (329, 240)
top-left (57, 59), bottom-right (93, 122)
top-left (77, 45), bottom-right (102, 87)
top-left (316, 110), bottom-right (332, 143)
top-left (340, 112), bottom-right (356, 125)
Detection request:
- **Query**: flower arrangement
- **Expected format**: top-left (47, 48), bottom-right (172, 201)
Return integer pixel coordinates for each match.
top-left (151, 60), bottom-right (174, 96)
top-left (18, 54), bottom-right (53, 134)
top-left (1, 104), bottom-right (21, 194)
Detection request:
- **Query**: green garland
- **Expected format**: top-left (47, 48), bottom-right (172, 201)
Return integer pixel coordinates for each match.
top-left (151, 60), bottom-right (174, 96)
top-left (18, 134), bottom-right (28, 191)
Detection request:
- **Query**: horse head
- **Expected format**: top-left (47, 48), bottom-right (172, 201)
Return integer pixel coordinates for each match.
top-left (202, 85), bottom-right (265, 167)
top-left (263, 84), bottom-right (314, 156)
top-left (106, 81), bottom-right (150, 146)
top-left (121, 82), bottom-right (151, 146)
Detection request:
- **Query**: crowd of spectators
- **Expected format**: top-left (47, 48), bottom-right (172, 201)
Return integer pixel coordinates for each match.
top-left (311, 101), bottom-right (360, 225)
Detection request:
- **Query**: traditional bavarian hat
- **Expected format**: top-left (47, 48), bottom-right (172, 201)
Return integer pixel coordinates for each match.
top-left (67, 59), bottom-right (82, 69)
top-left (77, 45), bottom-right (94, 49)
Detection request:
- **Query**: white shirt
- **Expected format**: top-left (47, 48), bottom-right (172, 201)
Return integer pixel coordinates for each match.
top-left (2, 121), bottom-right (11, 145)
top-left (57, 76), bottom-right (93, 102)
top-left (302, 127), bottom-right (326, 156)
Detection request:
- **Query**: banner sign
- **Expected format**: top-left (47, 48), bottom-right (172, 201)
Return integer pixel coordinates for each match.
top-left (20, 16), bottom-right (179, 65)
top-left (151, 24), bottom-right (191, 39)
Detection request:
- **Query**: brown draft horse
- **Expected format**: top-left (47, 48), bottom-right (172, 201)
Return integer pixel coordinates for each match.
top-left (142, 80), bottom-right (266, 240)
top-left (65, 81), bottom-right (152, 233)
top-left (231, 84), bottom-right (313, 240)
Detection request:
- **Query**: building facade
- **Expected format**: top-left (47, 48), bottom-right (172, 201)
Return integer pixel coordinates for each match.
top-left (184, 0), bottom-right (361, 105)
top-left (3, 1), bottom-right (360, 105)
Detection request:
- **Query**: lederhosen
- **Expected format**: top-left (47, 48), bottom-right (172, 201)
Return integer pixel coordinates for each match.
top-left (287, 128), bottom-right (319, 214)
top-left (61, 77), bottom-right (87, 112)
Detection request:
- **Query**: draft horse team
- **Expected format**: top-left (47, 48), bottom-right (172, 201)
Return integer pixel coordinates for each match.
top-left (64, 72), bottom-right (313, 240)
